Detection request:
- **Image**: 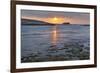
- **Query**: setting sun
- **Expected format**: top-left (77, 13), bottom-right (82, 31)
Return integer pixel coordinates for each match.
top-left (47, 17), bottom-right (65, 24)
top-left (53, 17), bottom-right (58, 21)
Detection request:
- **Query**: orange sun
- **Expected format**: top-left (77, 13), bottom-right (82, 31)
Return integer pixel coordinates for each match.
top-left (47, 17), bottom-right (64, 24)
top-left (53, 17), bottom-right (58, 21)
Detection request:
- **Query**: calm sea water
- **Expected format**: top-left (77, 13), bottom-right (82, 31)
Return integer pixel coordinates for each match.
top-left (21, 25), bottom-right (90, 62)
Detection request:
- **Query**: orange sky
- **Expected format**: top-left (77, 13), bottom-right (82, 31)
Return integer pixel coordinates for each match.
top-left (21, 10), bottom-right (90, 24)
top-left (22, 16), bottom-right (69, 24)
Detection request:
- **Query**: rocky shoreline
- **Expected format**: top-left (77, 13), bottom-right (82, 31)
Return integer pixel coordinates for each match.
top-left (21, 41), bottom-right (90, 63)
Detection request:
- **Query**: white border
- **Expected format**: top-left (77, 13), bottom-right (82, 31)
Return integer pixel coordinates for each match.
top-left (16, 5), bottom-right (94, 69)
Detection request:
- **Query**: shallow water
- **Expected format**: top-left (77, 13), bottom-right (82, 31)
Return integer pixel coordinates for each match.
top-left (21, 24), bottom-right (90, 62)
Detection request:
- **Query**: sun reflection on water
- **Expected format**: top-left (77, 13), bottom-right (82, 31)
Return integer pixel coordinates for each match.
top-left (51, 25), bottom-right (58, 45)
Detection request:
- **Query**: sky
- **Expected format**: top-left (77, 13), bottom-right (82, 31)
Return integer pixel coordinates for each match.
top-left (21, 10), bottom-right (90, 24)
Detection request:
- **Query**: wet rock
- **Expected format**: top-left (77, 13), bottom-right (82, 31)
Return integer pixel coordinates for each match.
top-left (78, 51), bottom-right (89, 60)
top-left (21, 41), bottom-right (90, 62)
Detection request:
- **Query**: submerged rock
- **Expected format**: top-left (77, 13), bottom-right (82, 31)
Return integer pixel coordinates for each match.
top-left (21, 41), bottom-right (90, 62)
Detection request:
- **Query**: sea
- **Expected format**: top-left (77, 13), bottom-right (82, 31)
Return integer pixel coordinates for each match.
top-left (21, 24), bottom-right (90, 62)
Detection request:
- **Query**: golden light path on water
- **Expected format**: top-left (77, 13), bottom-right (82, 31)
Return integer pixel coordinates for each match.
top-left (51, 25), bottom-right (58, 46)
top-left (50, 17), bottom-right (60, 45)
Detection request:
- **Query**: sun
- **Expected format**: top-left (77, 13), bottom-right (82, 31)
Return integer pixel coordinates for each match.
top-left (53, 17), bottom-right (58, 21)
top-left (46, 17), bottom-right (65, 24)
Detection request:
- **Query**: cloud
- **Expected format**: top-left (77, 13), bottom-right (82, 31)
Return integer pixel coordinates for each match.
top-left (21, 10), bottom-right (90, 24)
